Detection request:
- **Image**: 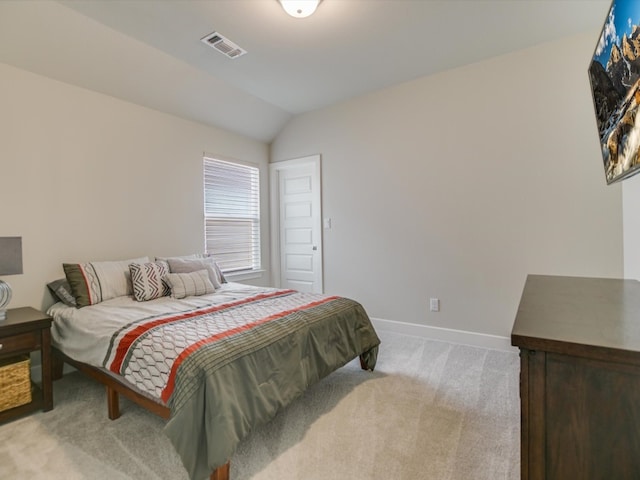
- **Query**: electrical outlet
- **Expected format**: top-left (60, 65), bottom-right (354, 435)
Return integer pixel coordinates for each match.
top-left (430, 298), bottom-right (440, 312)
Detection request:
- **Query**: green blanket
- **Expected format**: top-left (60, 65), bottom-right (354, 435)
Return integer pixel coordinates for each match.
top-left (162, 295), bottom-right (380, 480)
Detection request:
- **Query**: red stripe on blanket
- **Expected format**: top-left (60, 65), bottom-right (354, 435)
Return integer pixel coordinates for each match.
top-left (79, 265), bottom-right (95, 306)
top-left (160, 295), bottom-right (339, 403)
top-left (109, 290), bottom-right (296, 373)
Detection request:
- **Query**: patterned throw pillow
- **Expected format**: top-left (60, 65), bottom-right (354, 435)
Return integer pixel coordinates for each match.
top-left (163, 270), bottom-right (216, 299)
top-left (63, 256), bottom-right (149, 308)
top-left (129, 262), bottom-right (170, 302)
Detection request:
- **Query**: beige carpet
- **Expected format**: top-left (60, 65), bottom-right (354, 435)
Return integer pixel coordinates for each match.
top-left (0, 330), bottom-right (520, 480)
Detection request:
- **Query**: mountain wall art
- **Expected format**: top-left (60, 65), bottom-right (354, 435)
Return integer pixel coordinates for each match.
top-left (589, 0), bottom-right (640, 184)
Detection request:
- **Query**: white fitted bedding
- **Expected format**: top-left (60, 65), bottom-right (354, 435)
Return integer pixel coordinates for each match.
top-left (47, 282), bottom-right (275, 368)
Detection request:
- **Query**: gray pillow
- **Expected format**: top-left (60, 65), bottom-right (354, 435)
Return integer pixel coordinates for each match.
top-left (156, 254), bottom-right (227, 283)
top-left (166, 257), bottom-right (222, 289)
top-left (47, 278), bottom-right (77, 307)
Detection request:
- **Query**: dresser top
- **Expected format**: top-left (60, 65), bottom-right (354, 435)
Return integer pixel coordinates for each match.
top-left (512, 274), bottom-right (640, 359)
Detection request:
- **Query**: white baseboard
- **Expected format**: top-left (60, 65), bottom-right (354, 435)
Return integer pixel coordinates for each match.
top-left (27, 321), bottom-right (513, 379)
top-left (371, 317), bottom-right (517, 352)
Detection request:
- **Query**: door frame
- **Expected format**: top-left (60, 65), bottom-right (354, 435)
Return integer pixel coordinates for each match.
top-left (269, 154), bottom-right (323, 291)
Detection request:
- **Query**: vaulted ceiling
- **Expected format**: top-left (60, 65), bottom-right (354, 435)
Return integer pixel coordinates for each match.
top-left (0, 0), bottom-right (611, 142)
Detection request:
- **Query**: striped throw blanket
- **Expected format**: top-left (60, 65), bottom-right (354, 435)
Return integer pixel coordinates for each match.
top-left (102, 288), bottom-right (380, 479)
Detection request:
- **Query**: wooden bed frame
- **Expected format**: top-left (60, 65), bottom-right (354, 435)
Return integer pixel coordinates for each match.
top-left (53, 346), bottom-right (371, 480)
top-left (52, 347), bottom-right (231, 480)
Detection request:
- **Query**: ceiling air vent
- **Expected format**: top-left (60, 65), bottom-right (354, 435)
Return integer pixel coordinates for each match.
top-left (201, 31), bottom-right (247, 59)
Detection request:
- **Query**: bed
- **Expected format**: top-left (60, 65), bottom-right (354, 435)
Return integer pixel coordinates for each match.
top-left (47, 258), bottom-right (380, 480)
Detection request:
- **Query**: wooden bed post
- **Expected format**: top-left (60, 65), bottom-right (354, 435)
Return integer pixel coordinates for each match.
top-left (359, 353), bottom-right (374, 371)
top-left (52, 350), bottom-right (64, 380)
top-left (107, 386), bottom-right (121, 420)
top-left (210, 461), bottom-right (230, 480)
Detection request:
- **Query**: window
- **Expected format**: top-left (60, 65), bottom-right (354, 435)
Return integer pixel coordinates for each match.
top-left (203, 156), bottom-right (260, 273)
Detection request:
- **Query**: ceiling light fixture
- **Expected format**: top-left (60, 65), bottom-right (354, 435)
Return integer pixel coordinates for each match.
top-left (279, 0), bottom-right (322, 18)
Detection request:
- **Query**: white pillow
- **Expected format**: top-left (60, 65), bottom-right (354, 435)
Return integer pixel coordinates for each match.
top-left (63, 256), bottom-right (149, 308)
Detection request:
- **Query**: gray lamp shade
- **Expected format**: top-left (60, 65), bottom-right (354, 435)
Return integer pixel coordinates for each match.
top-left (0, 237), bottom-right (23, 275)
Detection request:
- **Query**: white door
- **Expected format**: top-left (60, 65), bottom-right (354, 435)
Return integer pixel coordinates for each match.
top-left (270, 155), bottom-right (323, 293)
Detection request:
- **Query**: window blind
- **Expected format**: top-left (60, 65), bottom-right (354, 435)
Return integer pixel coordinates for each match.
top-left (204, 157), bottom-right (260, 273)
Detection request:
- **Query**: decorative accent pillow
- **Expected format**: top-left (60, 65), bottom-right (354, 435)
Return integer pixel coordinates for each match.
top-left (156, 254), bottom-right (227, 283)
top-left (163, 270), bottom-right (216, 299)
top-left (209, 259), bottom-right (227, 284)
top-left (46, 278), bottom-right (77, 307)
top-left (63, 256), bottom-right (149, 308)
top-left (165, 257), bottom-right (222, 289)
top-left (129, 262), bottom-right (170, 302)
top-left (200, 254), bottom-right (227, 284)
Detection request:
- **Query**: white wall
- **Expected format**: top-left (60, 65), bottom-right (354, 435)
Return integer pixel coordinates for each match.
top-left (623, 174), bottom-right (640, 279)
top-left (0, 62), bottom-right (271, 311)
top-left (271, 31), bottom-right (623, 338)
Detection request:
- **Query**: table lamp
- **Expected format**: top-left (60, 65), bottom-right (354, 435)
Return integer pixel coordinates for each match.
top-left (0, 237), bottom-right (23, 320)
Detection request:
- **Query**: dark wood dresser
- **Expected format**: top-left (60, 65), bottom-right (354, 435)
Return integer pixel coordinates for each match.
top-left (511, 274), bottom-right (640, 480)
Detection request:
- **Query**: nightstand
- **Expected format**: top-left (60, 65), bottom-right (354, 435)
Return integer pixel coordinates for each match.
top-left (0, 307), bottom-right (53, 423)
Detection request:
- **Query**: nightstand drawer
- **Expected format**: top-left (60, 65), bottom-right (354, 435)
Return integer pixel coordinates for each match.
top-left (0, 331), bottom-right (39, 355)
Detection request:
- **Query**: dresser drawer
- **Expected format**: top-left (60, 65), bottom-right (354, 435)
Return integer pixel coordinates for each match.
top-left (0, 331), bottom-right (39, 356)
